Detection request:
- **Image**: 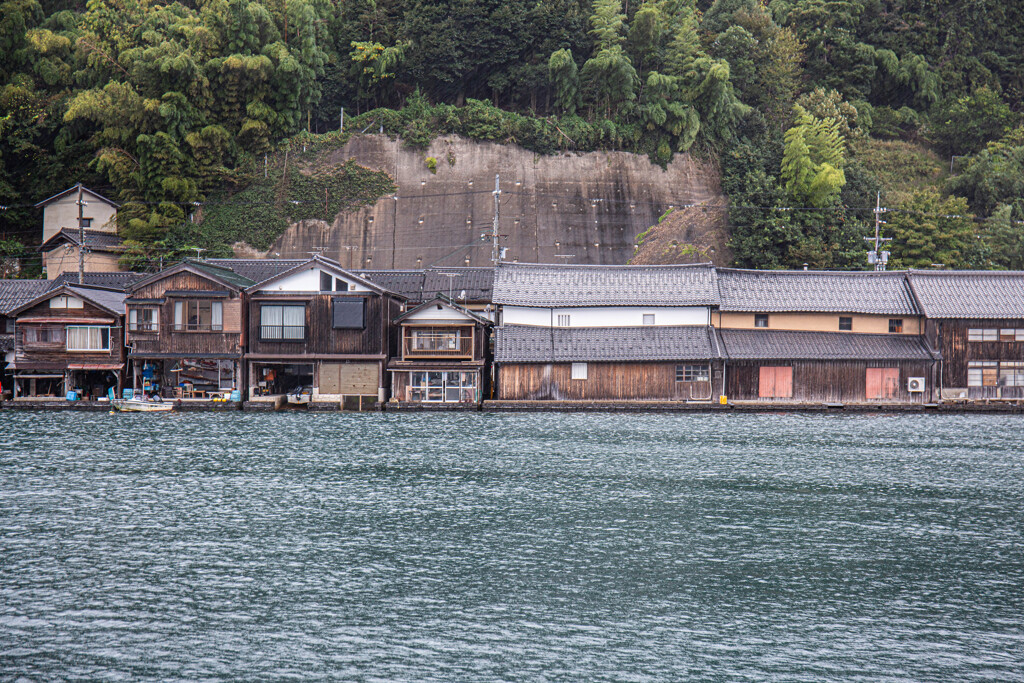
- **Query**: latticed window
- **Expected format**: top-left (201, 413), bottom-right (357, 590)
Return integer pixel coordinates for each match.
top-left (676, 364), bottom-right (710, 382)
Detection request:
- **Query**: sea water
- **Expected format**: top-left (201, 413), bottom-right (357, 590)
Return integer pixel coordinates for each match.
top-left (1, 411), bottom-right (1022, 681)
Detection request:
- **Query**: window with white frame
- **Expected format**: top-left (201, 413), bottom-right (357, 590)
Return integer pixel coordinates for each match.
top-left (260, 304), bottom-right (306, 340)
top-left (643, 313), bottom-right (655, 325)
top-left (174, 300), bottom-right (223, 331)
top-left (967, 328), bottom-right (998, 342)
top-left (128, 308), bottom-right (158, 331)
top-left (557, 314), bottom-right (571, 327)
top-left (571, 362), bottom-right (588, 380)
top-left (66, 325), bottom-right (110, 351)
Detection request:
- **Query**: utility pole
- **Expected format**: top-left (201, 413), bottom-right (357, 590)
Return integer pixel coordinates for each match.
top-left (491, 174), bottom-right (501, 265)
top-left (864, 191), bottom-right (892, 271)
top-left (340, 107), bottom-right (344, 134)
top-left (76, 183), bottom-right (85, 284)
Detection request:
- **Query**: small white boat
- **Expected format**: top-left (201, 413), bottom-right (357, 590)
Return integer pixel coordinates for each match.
top-left (287, 386), bottom-right (313, 405)
top-left (111, 397), bottom-right (174, 412)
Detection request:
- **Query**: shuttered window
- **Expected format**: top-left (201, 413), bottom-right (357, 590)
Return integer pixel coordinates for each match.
top-left (332, 298), bottom-right (365, 329)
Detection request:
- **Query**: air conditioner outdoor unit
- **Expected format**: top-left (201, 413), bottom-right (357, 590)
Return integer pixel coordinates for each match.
top-left (908, 377), bottom-right (926, 393)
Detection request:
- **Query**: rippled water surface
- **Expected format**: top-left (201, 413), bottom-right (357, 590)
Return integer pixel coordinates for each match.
top-left (2, 411), bottom-right (1023, 681)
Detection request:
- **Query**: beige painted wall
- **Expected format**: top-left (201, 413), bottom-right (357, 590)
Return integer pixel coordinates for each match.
top-left (717, 311), bottom-right (923, 335)
top-left (42, 190), bottom-right (118, 243)
top-left (44, 247), bottom-right (122, 279)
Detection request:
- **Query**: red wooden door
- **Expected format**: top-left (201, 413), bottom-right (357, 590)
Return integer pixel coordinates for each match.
top-left (866, 368), bottom-right (900, 399)
top-left (759, 366), bottom-right (793, 398)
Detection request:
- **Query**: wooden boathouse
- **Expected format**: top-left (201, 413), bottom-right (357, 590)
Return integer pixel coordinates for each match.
top-left (124, 260), bottom-right (253, 398)
top-left (7, 284), bottom-right (127, 400)
top-left (715, 269), bottom-right (940, 403)
top-left (908, 270), bottom-right (1024, 400)
top-left (243, 255), bottom-right (405, 406)
top-left (492, 262), bottom-right (723, 401)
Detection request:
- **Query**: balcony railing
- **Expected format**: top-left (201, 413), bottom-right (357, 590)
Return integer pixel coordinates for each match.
top-left (174, 323), bottom-right (224, 332)
top-left (260, 325), bottom-right (306, 341)
top-left (402, 333), bottom-right (474, 359)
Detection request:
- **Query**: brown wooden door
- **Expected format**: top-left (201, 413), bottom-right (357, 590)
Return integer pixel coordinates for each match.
top-left (759, 366), bottom-right (793, 398)
top-left (866, 368), bottom-right (900, 399)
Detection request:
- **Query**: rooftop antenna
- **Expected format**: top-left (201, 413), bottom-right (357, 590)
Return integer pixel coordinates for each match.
top-left (864, 191), bottom-right (892, 271)
top-left (192, 247), bottom-right (206, 261)
top-left (435, 272), bottom-right (459, 300)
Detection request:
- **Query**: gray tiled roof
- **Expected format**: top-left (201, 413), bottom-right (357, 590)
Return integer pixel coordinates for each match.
top-left (495, 324), bottom-right (720, 362)
top-left (907, 271), bottom-right (1024, 319)
top-left (51, 271), bottom-right (147, 291)
top-left (206, 259), bottom-right (304, 284)
top-left (42, 228), bottom-right (125, 252)
top-left (493, 262), bottom-right (719, 307)
top-left (65, 286), bottom-right (127, 315)
top-left (0, 279), bottom-right (52, 315)
top-left (357, 268), bottom-right (494, 303)
top-left (720, 329), bottom-right (937, 361)
top-left (717, 269), bottom-right (919, 315)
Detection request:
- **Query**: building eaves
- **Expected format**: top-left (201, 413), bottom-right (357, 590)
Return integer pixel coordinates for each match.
top-left (906, 270), bottom-right (1024, 319)
top-left (34, 185), bottom-right (120, 209)
top-left (0, 279), bottom-right (52, 315)
top-left (495, 324), bottom-right (720, 363)
top-left (716, 268), bottom-right (920, 315)
top-left (492, 262), bottom-right (719, 307)
top-left (719, 329), bottom-right (936, 361)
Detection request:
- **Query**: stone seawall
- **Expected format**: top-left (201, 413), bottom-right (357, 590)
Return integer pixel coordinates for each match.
top-left (249, 135), bottom-right (725, 269)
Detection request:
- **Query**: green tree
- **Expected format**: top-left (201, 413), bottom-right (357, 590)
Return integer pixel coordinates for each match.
top-left (781, 106), bottom-right (846, 207)
top-left (929, 86), bottom-right (1018, 156)
top-left (888, 189), bottom-right (983, 269)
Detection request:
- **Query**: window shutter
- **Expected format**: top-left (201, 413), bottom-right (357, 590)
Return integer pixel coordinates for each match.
top-left (174, 302), bottom-right (183, 328)
top-left (333, 298), bottom-right (365, 329)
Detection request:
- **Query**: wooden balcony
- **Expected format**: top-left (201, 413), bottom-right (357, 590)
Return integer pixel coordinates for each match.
top-left (402, 331), bottom-right (474, 359)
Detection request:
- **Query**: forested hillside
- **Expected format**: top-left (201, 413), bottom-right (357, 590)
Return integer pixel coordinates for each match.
top-left (1, 0), bottom-right (1022, 272)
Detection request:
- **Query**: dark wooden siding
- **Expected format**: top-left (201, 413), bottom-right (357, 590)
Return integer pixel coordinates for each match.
top-left (725, 360), bottom-right (937, 403)
top-left (14, 298), bottom-right (125, 369)
top-left (497, 362), bottom-right (716, 400)
top-left (127, 270), bottom-right (245, 357)
top-left (247, 293), bottom-right (389, 357)
top-left (935, 319), bottom-right (1024, 388)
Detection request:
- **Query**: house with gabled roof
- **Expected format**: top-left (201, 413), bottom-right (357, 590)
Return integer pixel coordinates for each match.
top-left (124, 260), bottom-right (254, 399)
top-left (492, 262), bottom-right (724, 401)
top-left (0, 279), bottom-right (53, 398)
top-left (36, 185), bottom-right (123, 280)
top-left (388, 295), bottom-right (492, 406)
top-left (907, 270), bottom-right (1024, 400)
top-left (243, 255), bottom-right (405, 407)
top-left (715, 269), bottom-right (939, 403)
top-left (6, 284), bottom-right (127, 400)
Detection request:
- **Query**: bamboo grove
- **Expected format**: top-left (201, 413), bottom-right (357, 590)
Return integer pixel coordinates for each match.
top-left (1, 0), bottom-right (1022, 271)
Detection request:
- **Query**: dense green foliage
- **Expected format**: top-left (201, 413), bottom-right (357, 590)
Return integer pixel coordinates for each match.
top-left (1, 0), bottom-right (1022, 270)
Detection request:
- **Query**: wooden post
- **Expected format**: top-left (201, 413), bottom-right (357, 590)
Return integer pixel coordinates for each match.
top-left (76, 183), bottom-right (84, 284)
